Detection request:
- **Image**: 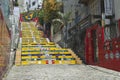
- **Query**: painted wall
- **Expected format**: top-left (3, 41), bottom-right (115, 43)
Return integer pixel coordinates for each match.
top-left (114, 0), bottom-right (120, 20)
top-left (63, 0), bottom-right (81, 28)
top-left (0, 7), bottom-right (11, 79)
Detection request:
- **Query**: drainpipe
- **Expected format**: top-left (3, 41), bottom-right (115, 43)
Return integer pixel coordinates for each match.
top-left (101, 0), bottom-right (105, 27)
top-left (11, 18), bottom-right (16, 51)
top-left (101, 0), bottom-right (105, 44)
top-left (10, 23), bottom-right (15, 67)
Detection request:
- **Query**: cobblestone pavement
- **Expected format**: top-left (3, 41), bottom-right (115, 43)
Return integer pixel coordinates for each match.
top-left (3, 64), bottom-right (120, 80)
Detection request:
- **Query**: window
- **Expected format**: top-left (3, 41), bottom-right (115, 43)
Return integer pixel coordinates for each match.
top-left (104, 26), bottom-right (111, 40)
top-left (104, 24), bottom-right (118, 40)
top-left (110, 25), bottom-right (117, 38)
top-left (32, 1), bottom-right (36, 6)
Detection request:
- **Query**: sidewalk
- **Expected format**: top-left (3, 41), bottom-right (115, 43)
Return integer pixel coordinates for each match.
top-left (3, 64), bottom-right (120, 80)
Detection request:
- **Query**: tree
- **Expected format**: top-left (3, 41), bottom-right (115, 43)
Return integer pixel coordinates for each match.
top-left (52, 11), bottom-right (72, 28)
top-left (43, 0), bottom-right (60, 39)
top-left (43, 0), bottom-right (60, 23)
top-left (38, 9), bottom-right (44, 26)
top-left (52, 11), bottom-right (72, 47)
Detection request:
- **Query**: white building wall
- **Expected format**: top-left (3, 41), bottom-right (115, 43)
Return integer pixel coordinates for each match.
top-left (63, 0), bottom-right (81, 28)
top-left (80, 4), bottom-right (88, 20)
top-left (29, 0), bottom-right (43, 10)
top-left (61, 0), bottom-right (82, 41)
top-left (38, 0), bottom-right (43, 9)
top-left (29, 0), bottom-right (37, 10)
top-left (18, 0), bottom-right (43, 13)
top-left (114, 0), bottom-right (120, 20)
top-left (18, 0), bottom-right (28, 12)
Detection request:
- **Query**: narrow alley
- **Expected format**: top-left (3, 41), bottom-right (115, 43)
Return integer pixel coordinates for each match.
top-left (3, 22), bottom-right (120, 80)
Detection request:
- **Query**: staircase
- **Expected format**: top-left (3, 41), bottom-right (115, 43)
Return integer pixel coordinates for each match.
top-left (15, 22), bottom-right (82, 65)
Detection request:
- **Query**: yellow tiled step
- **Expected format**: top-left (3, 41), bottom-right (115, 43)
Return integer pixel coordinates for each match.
top-left (15, 50), bottom-right (21, 66)
top-left (21, 55), bottom-right (73, 59)
top-left (21, 52), bottom-right (71, 55)
top-left (20, 22), bottom-right (82, 65)
top-left (22, 52), bottom-right (40, 54)
top-left (21, 60), bottom-right (76, 65)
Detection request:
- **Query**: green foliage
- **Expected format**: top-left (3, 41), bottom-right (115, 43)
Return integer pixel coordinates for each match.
top-left (52, 11), bottom-right (72, 34)
top-left (38, 9), bottom-right (44, 25)
top-left (44, 0), bottom-right (60, 23)
top-left (58, 12), bottom-right (72, 25)
top-left (52, 11), bottom-right (72, 27)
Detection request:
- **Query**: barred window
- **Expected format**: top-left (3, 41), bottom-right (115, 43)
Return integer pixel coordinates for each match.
top-left (104, 24), bottom-right (119, 40)
top-left (110, 25), bottom-right (118, 38)
top-left (104, 26), bottom-right (111, 40)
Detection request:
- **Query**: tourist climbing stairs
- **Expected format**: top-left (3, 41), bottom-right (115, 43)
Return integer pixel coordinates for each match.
top-left (15, 22), bottom-right (82, 65)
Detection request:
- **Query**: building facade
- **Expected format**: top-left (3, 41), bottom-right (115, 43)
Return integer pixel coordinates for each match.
top-left (0, 0), bottom-right (14, 79)
top-left (54, 0), bottom-right (82, 47)
top-left (114, 0), bottom-right (120, 20)
top-left (67, 0), bottom-right (120, 63)
top-left (18, 0), bottom-right (43, 13)
top-left (59, 0), bottom-right (118, 61)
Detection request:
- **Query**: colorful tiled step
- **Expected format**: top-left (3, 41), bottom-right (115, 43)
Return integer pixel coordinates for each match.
top-left (16, 22), bottom-right (82, 66)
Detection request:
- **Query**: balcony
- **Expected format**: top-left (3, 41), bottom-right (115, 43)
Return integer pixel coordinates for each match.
top-left (78, 0), bottom-right (88, 5)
